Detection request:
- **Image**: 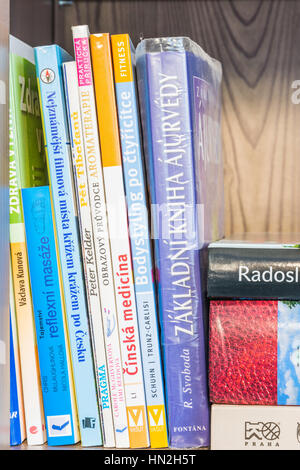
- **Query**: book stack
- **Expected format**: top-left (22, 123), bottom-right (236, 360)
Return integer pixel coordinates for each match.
top-left (207, 234), bottom-right (300, 450)
top-left (9, 27), bottom-right (223, 449)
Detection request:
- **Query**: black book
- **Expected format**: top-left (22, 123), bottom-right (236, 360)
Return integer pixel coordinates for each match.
top-left (208, 233), bottom-right (300, 299)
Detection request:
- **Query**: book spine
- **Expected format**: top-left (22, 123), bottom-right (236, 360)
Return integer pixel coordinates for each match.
top-left (34, 45), bottom-right (102, 447)
top-left (63, 61), bottom-right (115, 448)
top-left (136, 44), bottom-right (210, 448)
top-left (208, 247), bottom-right (300, 299)
top-left (10, 312), bottom-right (21, 446)
top-left (90, 32), bottom-right (149, 448)
top-left (9, 64), bottom-right (46, 446)
top-left (72, 25), bottom-right (129, 448)
top-left (10, 256), bottom-right (26, 446)
top-left (23, 185), bottom-right (80, 445)
top-left (111, 34), bottom-right (168, 449)
top-left (9, 257), bottom-right (26, 446)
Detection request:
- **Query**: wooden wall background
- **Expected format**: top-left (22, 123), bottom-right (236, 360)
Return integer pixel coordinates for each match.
top-left (53, 0), bottom-right (300, 236)
top-left (12, 0), bottom-right (300, 236)
top-left (10, 0), bottom-right (53, 47)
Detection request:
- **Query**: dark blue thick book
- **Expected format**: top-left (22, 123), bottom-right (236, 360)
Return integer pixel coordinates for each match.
top-left (136, 37), bottom-right (223, 448)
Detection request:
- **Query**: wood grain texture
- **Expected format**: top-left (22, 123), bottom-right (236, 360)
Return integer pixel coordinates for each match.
top-left (54, 0), bottom-right (300, 236)
top-left (10, 0), bottom-right (54, 47)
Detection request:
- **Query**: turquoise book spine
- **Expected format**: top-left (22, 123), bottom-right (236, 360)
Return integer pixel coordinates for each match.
top-left (111, 35), bottom-right (168, 448)
top-left (23, 185), bottom-right (79, 446)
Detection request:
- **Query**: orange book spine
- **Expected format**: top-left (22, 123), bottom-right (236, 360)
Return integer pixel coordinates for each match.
top-left (90, 33), bottom-right (149, 449)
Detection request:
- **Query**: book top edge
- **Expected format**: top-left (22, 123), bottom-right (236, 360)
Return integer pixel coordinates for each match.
top-left (137, 36), bottom-right (199, 52)
top-left (90, 33), bottom-right (109, 38)
top-left (209, 233), bottom-right (300, 249)
top-left (33, 44), bottom-right (62, 53)
top-left (71, 24), bottom-right (90, 37)
top-left (34, 44), bottom-right (73, 67)
top-left (10, 35), bottom-right (34, 64)
top-left (136, 36), bottom-right (221, 70)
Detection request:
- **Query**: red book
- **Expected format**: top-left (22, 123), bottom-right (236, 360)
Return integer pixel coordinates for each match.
top-left (209, 300), bottom-right (278, 405)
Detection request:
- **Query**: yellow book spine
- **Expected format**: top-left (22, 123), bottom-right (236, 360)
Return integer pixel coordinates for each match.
top-left (9, 255), bottom-right (26, 443)
top-left (10, 240), bottom-right (46, 445)
top-left (90, 33), bottom-right (149, 448)
top-left (90, 33), bottom-right (120, 168)
top-left (111, 34), bottom-right (133, 84)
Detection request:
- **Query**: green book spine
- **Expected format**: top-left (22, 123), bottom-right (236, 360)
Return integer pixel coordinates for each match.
top-left (9, 35), bottom-right (48, 446)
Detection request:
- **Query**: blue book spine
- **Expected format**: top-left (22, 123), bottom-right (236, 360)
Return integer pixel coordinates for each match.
top-left (136, 38), bottom-right (215, 448)
top-left (34, 45), bottom-right (102, 447)
top-left (112, 35), bottom-right (168, 448)
top-left (10, 314), bottom-right (22, 446)
top-left (22, 185), bottom-right (79, 446)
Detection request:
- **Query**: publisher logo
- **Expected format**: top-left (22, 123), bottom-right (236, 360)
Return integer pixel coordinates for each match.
top-left (82, 417), bottom-right (96, 429)
top-left (148, 406), bottom-right (164, 427)
top-left (245, 421), bottom-right (280, 448)
top-left (47, 415), bottom-right (72, 438)
top-left (127, 406), bottom-right (144, 428)
top-left (29, 426), bottom-right (38, 435)
top-left (40, 68), bottom-right (55, 84)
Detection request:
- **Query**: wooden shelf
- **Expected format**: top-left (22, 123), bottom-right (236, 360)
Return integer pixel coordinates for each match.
top-left (4, 442), bottom-right (207, 450)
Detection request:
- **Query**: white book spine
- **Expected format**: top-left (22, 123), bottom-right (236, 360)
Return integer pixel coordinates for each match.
top-left (63, 61), bottom-right (115, 448)
top-left (71, 25), bottom-right (130, 448)
top-left (104, 166), bottom-right (150, 447)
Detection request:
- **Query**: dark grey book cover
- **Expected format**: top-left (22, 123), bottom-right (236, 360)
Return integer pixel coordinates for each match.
top-left (208, 234), bottom-right (300, 299)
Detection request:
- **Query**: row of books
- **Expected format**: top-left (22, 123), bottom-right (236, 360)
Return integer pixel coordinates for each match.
top-left (207, 235), bottom-right (300, 449)
top-left (9, 26), bottom-right (223, 448)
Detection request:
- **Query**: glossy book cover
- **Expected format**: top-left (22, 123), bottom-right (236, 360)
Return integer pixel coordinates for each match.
top-left (208, 235), bottom-right (300, 300)
top-left (210, 300), bottom-right (300, 406)
top-left (136, 37), bottom-right (223, 448)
